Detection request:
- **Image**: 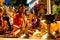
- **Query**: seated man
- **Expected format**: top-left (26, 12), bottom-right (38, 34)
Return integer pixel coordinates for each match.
top-left (11, 5), bottom-right (25, 37)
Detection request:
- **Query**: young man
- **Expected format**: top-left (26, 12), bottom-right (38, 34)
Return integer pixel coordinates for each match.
top-left (12, 5), bottom-right (25, 37)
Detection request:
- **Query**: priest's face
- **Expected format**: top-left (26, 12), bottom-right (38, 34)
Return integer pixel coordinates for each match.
top-left (19, 6), bottom-right (24, 13)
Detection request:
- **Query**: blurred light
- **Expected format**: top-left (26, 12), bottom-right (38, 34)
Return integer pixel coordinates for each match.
top-left (27, 0), bottom-right (32, 4)
top-left (40, 20), bottom-right (46, 23)
top-left (29, 0), bottom-right (38, 10)
top-left (52, 32), bottom-right (56, 35)
top-left (20, 34), bottom-right (26, 38)
top-left (33, 30), bottom-right (41, 36)
top-left (42, 33), bottom-right (48, 38)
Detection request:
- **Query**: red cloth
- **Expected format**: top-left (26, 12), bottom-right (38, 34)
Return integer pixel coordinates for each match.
top-left (12, 27), bottom-right (18, 32)
top-left (0, 19), bottom-right (4, 28)
top-left (13, 14), bottom-right (23, 28)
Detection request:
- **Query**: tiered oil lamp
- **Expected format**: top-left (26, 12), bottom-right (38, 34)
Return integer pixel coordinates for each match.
top-left (43, 14), bottom-right (55, 39)
top-left (42, 0), bottom-right (56, 39)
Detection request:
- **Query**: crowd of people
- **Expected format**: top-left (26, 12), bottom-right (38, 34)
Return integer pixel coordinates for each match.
top-left (0, 2), bottom-right (50, 38)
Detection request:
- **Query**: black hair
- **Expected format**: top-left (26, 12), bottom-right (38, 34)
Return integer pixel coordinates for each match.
top-left (3, 2), bottom-right (6, 5)
top-left (32, 19), bottom-right (35, 22)
top-left (17, 4), bottom-right (24, 13)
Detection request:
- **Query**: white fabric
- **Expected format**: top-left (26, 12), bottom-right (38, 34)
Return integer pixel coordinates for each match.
top-left (14, 29), bottom-right (20, 35)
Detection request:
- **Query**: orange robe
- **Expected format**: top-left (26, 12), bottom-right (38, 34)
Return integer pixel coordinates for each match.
top-left (13, 14), bottom-right (23, 26)
top-left (12, 14), bottom-right (23, 36)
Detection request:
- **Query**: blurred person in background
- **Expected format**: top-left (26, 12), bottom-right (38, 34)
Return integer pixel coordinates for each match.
top-left (0, 8), bottom-right (8, 34)
top-left (39, 3), bottom-right (46, 20)
top-left (2, 3), bottom-right (7, 13)
top-left (52, 1), bottom-right (57, 15)
top-left (7, 5), bottom-right (14, 26)
top-left (34, 4), bottom-right (41, 29)
top-left (2, 6), bottom-right (12, 32)
top-left (29, 11), bottom-right (34, 23)
top-left (0, 8), bottom-right (4, 29)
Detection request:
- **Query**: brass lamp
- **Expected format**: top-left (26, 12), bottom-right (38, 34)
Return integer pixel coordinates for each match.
top-left (42, 0), bottom-right (56, 39)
